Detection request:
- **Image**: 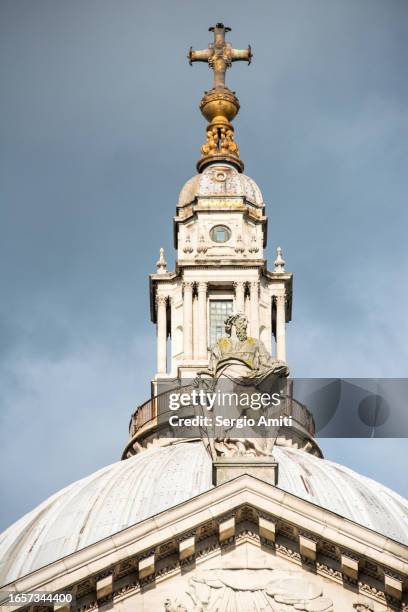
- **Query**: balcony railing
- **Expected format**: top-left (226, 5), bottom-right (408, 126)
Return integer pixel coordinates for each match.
top-left (128, 385), bottom-right (315, 439)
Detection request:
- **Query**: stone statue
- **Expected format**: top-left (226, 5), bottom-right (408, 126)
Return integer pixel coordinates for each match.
top-left (206, 313), bottom-right (289, 381)
top-left (195, 313), bottom-right (289, 459)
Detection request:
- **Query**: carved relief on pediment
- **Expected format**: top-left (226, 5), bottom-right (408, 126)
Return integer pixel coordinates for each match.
top-left (163, 568), bottom-right (333, 611)
top-left (352, 603), bottom-right (375, 612)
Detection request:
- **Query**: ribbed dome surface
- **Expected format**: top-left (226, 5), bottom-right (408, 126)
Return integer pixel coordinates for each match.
top-left (0, 442), bottom-right (212, 587)
top-left (178, 164), bottom-right (264, 208)
top-left (1, 442), bottom-right (408, 587)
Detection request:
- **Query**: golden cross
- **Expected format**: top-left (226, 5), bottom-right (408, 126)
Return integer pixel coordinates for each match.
top-left (188, 23), bottom-right (252, 90)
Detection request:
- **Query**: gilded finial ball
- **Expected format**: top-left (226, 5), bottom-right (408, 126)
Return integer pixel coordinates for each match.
top-left (199, 88), bottom-right (240, 124)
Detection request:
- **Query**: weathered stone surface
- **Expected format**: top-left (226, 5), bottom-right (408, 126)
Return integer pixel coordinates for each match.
top-left (213, 456), bottom-right (278, 486)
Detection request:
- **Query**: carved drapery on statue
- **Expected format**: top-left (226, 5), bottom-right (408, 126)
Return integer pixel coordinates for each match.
top-left (164, 569), bottom-right (334, 611)
top-left (195, 313), bottom-right (289, 460)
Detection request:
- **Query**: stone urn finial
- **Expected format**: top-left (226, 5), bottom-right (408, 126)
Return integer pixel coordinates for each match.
top-left (156, 247), bottom-right (167, 274)
top-left (274, 246), bottom-right (285, 273)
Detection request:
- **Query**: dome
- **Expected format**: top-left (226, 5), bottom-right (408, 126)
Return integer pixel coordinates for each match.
top-left (178, 164), bottom-right (264, 208)
top-left (1, 442), bottom-right (408, 586)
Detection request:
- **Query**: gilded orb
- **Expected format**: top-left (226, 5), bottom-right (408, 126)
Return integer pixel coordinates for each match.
top-left (199, 89), bottom-right (240, 123)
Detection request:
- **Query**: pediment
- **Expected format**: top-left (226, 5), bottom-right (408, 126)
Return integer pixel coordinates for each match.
top-left (2, 475), bottom-right (407, 611)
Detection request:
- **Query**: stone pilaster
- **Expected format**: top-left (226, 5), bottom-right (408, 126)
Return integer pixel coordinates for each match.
top-left (275, 292), bottom-right (286, 362)
top-left (156, 295), bottom-right (167, 374)
top-left (250, 280), bottom-right (260, 339)
top-left (183, 281), bottom-right (194, 361)
top-left (197, 281), bottom-right (208, 360)
top-left (234, 280), bottom-right (246, 314)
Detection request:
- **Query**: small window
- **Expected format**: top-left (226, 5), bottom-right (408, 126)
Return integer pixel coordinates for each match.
top-left (210, 225), bottom-right (231, 243)
top-left (209, 300), bottom-right (233, 346)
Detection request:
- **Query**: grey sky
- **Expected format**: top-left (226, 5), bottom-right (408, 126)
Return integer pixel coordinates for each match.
top-left (0, 0), bottom-right (407, 531)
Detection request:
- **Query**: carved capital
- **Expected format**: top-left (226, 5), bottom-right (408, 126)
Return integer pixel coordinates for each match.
top-left (197, 281), bottom-right (207, 293)
top-left (233, 280), bottom-right (246, 290)
top-left (273, 292), bottom-right (286, 305)
top-left (156, 294), bottom-right (168, 307)
top-left (182, 281), bottom-right (195, 292)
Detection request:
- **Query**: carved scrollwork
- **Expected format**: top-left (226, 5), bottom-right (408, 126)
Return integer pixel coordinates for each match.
top-left (183, 235), bottom-right (194, 254)
top-left (197, 235), bottom-right (208, 255)
top-left (201, 126), bottom-right (240, 159)
top-left (248, 234), bottom-right (259, 253)
top-left (234, 236), bottom-right (245, 254)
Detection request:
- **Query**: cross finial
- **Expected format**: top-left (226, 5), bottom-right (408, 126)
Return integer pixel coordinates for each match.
top-left (188, 23), bottom-right (252, 89)
top-left (188, 24), bottom-right (253, 172)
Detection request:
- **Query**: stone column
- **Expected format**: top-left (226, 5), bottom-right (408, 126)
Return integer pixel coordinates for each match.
top-left (275, 292), bottom-right (286, 362)
top-left (193, 294), bottom-right (199, 360)
top-left (183, 281), bottom-right (194, 361)
top-left (156, 295), bottom-right (167, 374)
top-left (234, 281), bottom-right (246, 314)
top-left (197, 281), bottom-right (208, 360)
top-left (250, 280), bottom-right (260, 339)
top-left (169, 296), bottom-right (176, 374)
top-left (264, 292), bottom-right (273, 356)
